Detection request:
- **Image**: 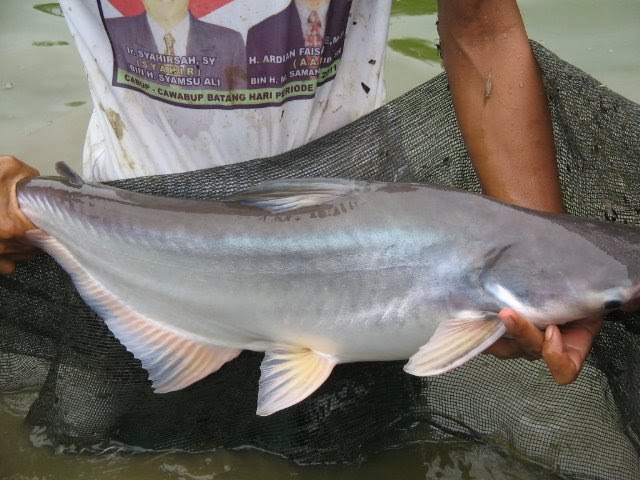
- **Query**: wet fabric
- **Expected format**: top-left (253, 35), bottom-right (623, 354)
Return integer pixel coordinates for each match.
top-left (1, 42), bottom-right (639, 480)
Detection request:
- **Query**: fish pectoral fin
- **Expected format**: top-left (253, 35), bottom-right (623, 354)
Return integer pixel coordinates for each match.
top-left (404, 313), bottom-right (506, 376)
top-left (257, 347), bottom-right (337, 416)
top-left (224, 178), bottom-right (364, 213)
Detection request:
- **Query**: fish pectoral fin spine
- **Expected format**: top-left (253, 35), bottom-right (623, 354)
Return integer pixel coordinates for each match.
top-left (224, 178), bottom-right (364, 213)
top-left (257, 347), bottom-right (338, 416)
top-left (404, 313), bottom-right (506, 376)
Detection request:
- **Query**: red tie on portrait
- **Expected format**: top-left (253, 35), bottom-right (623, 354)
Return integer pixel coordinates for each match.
top-left (304, 10), bottom-right (323, 73)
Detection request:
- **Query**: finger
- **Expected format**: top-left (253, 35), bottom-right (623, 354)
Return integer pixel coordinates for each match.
top-left (2, 251), bottom-right (41, 263)
top-left (0, 250), bottom-right (41, 275)
top-left (484, 337), bottom-right (532, 359)
top-left (498, 308), bottom-right (545, 358)
top-left (542, 325), bottom-right (581, 385)
top-left (0, 241), bottom-right (40, 255)
top-left (0, 259), bottom-right (17, 275)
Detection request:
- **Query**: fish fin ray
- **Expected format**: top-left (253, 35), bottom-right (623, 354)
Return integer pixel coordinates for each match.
top-left (25, 228), bottom-right (52, 248)
top-left (404, 314), bottom-right (506, 376)
top-left (26, 230), bottom-right (241, 392)
top-left (225, 178), bottom-right (364, 213)
top-left (257, 347), bottom-right (337, 416)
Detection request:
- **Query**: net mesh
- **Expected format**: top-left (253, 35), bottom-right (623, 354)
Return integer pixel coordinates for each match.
top-left (1, 42), bottom-right (639, 479)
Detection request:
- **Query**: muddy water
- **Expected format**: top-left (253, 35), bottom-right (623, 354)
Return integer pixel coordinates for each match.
top-left (1, 389), bottom-right (561, 480)
top-left (0, 0), bottom-right (638, 479)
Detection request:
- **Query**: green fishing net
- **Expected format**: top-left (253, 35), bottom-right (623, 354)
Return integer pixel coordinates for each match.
top-left (1, 42), bottom-right (639, 480)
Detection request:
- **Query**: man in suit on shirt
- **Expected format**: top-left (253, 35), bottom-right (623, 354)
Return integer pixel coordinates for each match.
top-left (246, 0), bottom-right (350, 88)
top-left (105, 0), bottom-right (246, 90)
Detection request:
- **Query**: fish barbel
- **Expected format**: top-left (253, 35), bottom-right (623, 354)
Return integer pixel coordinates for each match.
top-left (16, 163), bottom-right (640, 415)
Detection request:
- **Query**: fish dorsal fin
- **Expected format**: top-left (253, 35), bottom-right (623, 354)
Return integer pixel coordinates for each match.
top-left (404, 312), bottom-right (506, 376)
top-left (55, 161), bottom-right (84, 186)
top-left (225, 178), bottom-right (365, 214)
top-left (257, 346), bottom-right (337, 416)
top-left (26, 229), bottom-right (241, 393)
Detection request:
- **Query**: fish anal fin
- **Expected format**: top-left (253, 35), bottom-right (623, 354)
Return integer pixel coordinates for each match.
top-left (257, 347), bottom-right (337, 416)
top-left (25, 229), bottom-right (241, 392)
top-left (113, 313), bottom-right (242, 394)
top-left (404, 313), bottom-right (506, 376)
top-left (225, 178), bottom-right (364, 214)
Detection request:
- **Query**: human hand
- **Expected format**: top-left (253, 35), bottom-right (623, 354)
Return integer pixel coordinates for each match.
top-left (484, 309), bottom-right (604, 384)
top-left (0, 155), bottom-right (40, 274)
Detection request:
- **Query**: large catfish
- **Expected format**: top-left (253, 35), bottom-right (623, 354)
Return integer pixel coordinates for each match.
top-left (16, 163), bottom-right (640, 415)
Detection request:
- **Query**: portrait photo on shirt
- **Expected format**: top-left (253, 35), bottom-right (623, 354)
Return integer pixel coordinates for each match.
top-left (100, 0), bottom-right (352, 108)
top-left (101, 0), bottom-right (246, 94)
top-left (245, 0), bottom-right (351, 91)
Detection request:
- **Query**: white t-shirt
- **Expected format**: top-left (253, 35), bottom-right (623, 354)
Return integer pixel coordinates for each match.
top-left (60, 0), bottom-right (392, 181)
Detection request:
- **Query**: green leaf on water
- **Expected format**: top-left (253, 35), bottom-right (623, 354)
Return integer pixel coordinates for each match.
top-left (33, 3), bottom-right (64, 17)
top-left (65, 101), bottom-right (87, 107)
top-left (391, 0), bottom-right (437, 16)
top-left (388, 38), bottom-right (440, 63)
top-left (32, 41), bottom-right (70, 47)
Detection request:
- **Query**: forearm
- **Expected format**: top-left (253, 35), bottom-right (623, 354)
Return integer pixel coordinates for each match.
top-left (437, 0), bottom-right (564, 213)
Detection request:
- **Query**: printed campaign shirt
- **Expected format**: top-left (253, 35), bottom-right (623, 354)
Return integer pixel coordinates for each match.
top-left (60, 0), bottom-right (392, 181)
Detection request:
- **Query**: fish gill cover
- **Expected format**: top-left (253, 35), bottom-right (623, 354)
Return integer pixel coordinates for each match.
top-left (1, 42), bottom-right (640, 480)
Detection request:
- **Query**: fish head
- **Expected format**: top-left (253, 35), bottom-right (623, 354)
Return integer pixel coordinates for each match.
top-left (545, 257), bottom-right (640, 322)
top-left (556, 284), bottom-right (640, 321)
top-left (555, 216), bottom-right (640, 320)
top-left (487, 275), bottom-right (637, 329)
top-left (483, 214), bottom-right (640, 327)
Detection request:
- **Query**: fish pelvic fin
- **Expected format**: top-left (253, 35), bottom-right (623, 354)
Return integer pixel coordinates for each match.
top-left (25, 229), bottom-right (241, 393)
top-left (224, 178), bottom-right (365, 214)
top-left (257, 347), bottom-right (338, 416)
top-left (404, 313), bottom-right (506, 376)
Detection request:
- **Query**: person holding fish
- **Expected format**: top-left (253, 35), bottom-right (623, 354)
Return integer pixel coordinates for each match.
top-left (0, 0), bottom-right (605, 385)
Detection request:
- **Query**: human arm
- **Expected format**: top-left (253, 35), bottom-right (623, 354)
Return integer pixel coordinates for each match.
top-left (437, 0), bottom-right (562, 211)
top-left (0, 156), bottom-right (40, 274)
top-left (436, 0), bottom-right (601, 383)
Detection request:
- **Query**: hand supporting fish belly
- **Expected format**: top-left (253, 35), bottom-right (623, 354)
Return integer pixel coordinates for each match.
top-left (16, 163), bottom-right (640, 415)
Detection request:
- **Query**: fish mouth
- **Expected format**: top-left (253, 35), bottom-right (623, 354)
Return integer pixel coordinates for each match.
top-left (621, 284), bottom-right (640, 312)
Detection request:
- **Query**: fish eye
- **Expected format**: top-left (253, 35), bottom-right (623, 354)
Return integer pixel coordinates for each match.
top-left (602, 299), bottom-right (624, 310)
